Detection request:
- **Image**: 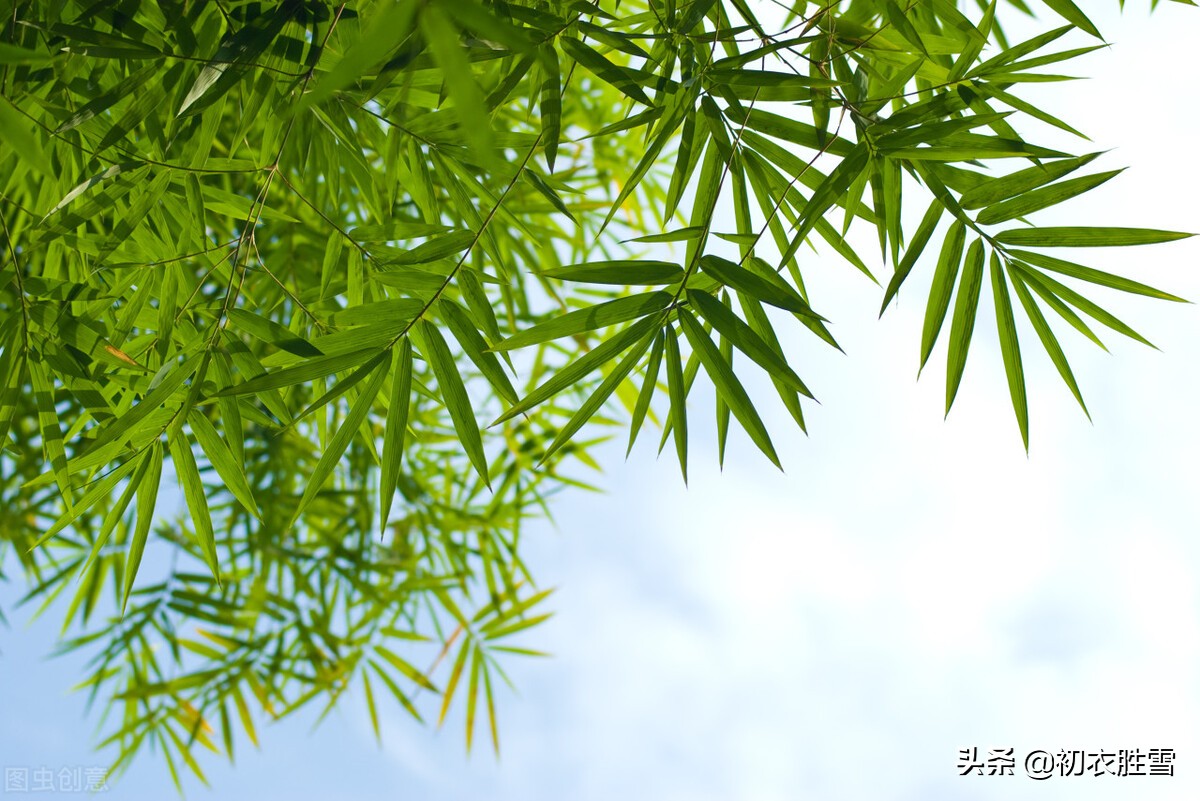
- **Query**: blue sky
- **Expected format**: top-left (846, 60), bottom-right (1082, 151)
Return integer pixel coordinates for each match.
top-left (3, 4), bottom-right (1200, 800)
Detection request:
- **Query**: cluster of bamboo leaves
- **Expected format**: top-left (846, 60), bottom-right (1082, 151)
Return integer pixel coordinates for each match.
top-left (0, 0), bottom-right (1193, 788)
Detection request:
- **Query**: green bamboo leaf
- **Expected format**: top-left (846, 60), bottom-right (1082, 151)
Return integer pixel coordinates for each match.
top-left (883, 138), bottom-right (1068, 162)
top-left (687, 290), bottom-right (813, 399)
top-left (227, 308), bottom-right (322, 358)
top-left (945, 239), bottom-right (986, 415)
top-left (1010, 266), bottom-right (1089, 416)
top-left (328, 299), bottom-right (424, 328)
top-left (665, 111), bottom-right (705, 220)
top-left (496, 292), bottom-right (672, 351)
top-left (716, 333), bottom-right (732, 468)
top-left (349, 222), bottom-right (450, 242)
top-left (881, 199), bottom-right (943, 315)
top-left (606, 91), bottom-right (692, 231)
top-left (699, 256), bottom-right (821, 320)
top-left (664, 324), bottom-right (688, 483)
top-left (40, 162), bottom-right (139, 221)
top-left (874, 113), bottom-right (1014, 153)
top-left (576, 21), bottom-right (652, 58)
top-left (948, 0), bottom-right (997, 81)
top-left (1011, 263), bottom-right (1154, 347)
top-left (416, 320), bottom-right (490, 486)
top-left (168, 425), bottom-right (221, 582)
top-left (77, 449), bottom-right (150, 584)
top-left (288, 354), bottom-right (389, 527)
top-left (446, 0), bottom-right (534, 54)
top-left (0, 98), bottom-right (51, 175)
top-left (376, 645), bottom-right (439, 693)
top-left (959, 153), bottom-right (1102, 209)
top-left (970, 25), bottom-right (1073, 75)
top-left (1042, 0), bottom-right (1103, 38)
top-left (784, 144), bottom-right (871, 259)
top-left (188, 410), bottom-right (259, 520)
top-left (539, 44), bottom-right (561, 170)
top-left (381, 230), bottom-right (476, 265)
top-left (992, 258), bottom-right (1029, 450)
top-left (560, 36), bottom-right (652, 106)
top-left (540, 325), bottom-right (655, 465)
top-left (625, 228), bottom-right (706, 245)
top-left (995, 227), bottom-right (1194, 248)
top-left (495, 316), bottom-right (661, 425)
top-left (439, 299), bottom-right (517, 404)
top-left (706, 68), bottom-right (841, 101)
top-left (885, 1), bottom-right (928, 55)
top-left (231, 687), bottom-right (259, 748)
top-left (542, 261), bottom-right (685, 285)
top-left (627, 327), bottom-right (665, 456)
top-left (920, 220), bottom-right (966, 371)
top-left (65, 352), bottom-right (201, 477)
top-left (217, 348), bottom-right (379, 396)
top-left (56, 63), bottom-right (158, 132)
top-left (29, 457), bottom-right (140, 549)
top-left (466, 645), bottom-right (482, 753)
top-left (678, 309), bottom-right (780, 469)
top-left (975, 83), bottom-right (1089, 139)
top-left (1013, 266), bottom-right (1107, 350)
top-left (122, 441), bottom-right (162, 613)
top-left (380, 340), bottom-right (412, 532)
top-left (976, 170), bottom-right (1124, 225)
top-left (730, 107), bottom-right (856, 157)
top-left (0, 42), bottom-right (55, 63)
top-left (1007, 249), bottom-right (1186, 301)
top-left (303, 1), bottom-right (419, 110)
top-left (522, 169), bottom-right (575, 221)
top-left (363, 672), bottom-right (381, 744)
top-left (738, 294), bottom-right (809, 431)
top-left (179, 4), bottom-right (296, 115)
top-left (421, 5), bottom-right (496, 169)
top-left (437, 637), bottom-right (471, 727)
top-left (29, 357), bottom-right (71, 505)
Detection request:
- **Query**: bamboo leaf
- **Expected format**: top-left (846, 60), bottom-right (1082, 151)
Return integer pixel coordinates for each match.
top-left (945, 239), bottom-right (986, 415)
top-left (494, 316), bottom-right (661, 425)
top-left (687, 290), bottom-right (813, 399)
top-left (995, 227), bottom-right (1194, 248)
top-left (541, 324), bottom-right (655, 465)
top-left (920, 220), bottom-right (966, 371)
top-left (678, 309), bottom-right (780, 469)
top-left (168, 425), bottom-right (221, 582)
top-left (664, 324), bottom-right (688, 483)
top-left (542, 261), bottom-right (685, 285)
top-left (959, 153), bottom-right (1102, 209)
top-left (699, 256), bottom-right (822, 320)
top-left (1007, 249), bottom-right (1186, 301)
top-left (976, 170), bottom-right (1124, 225)
top-left (380, 340), bottom-right (413, 532)
top-left (496, 292), bottom-right (672, 351)
top-left (881, 199), bottom-right (943, 314)
top-left (421, 5), bottom-right (496, 169)
top-left (439, 299), bottom-right (517, 404)
top-left (1010, 267), bottom-right (1089, 416)
top-left (288, 353), bottom-right (389, 527)
top-left (188, 410), bottom-right (259, 520)
top-left (560, 36), bottom-right (652, 106)
top-left (992, 258), bottom-right (1029, 450)
top-left (627, 327), bottom-right (665, 456)
top-left (122, 442), bottom-right (162, 613)
top-left (1041, 0), bottom-right (1103, 38)
top-left (416, 321), bottom-right (490, 486)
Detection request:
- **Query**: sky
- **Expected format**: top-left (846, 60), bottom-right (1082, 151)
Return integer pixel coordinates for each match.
top-left (3, 3), bottom-right (1200, 800)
